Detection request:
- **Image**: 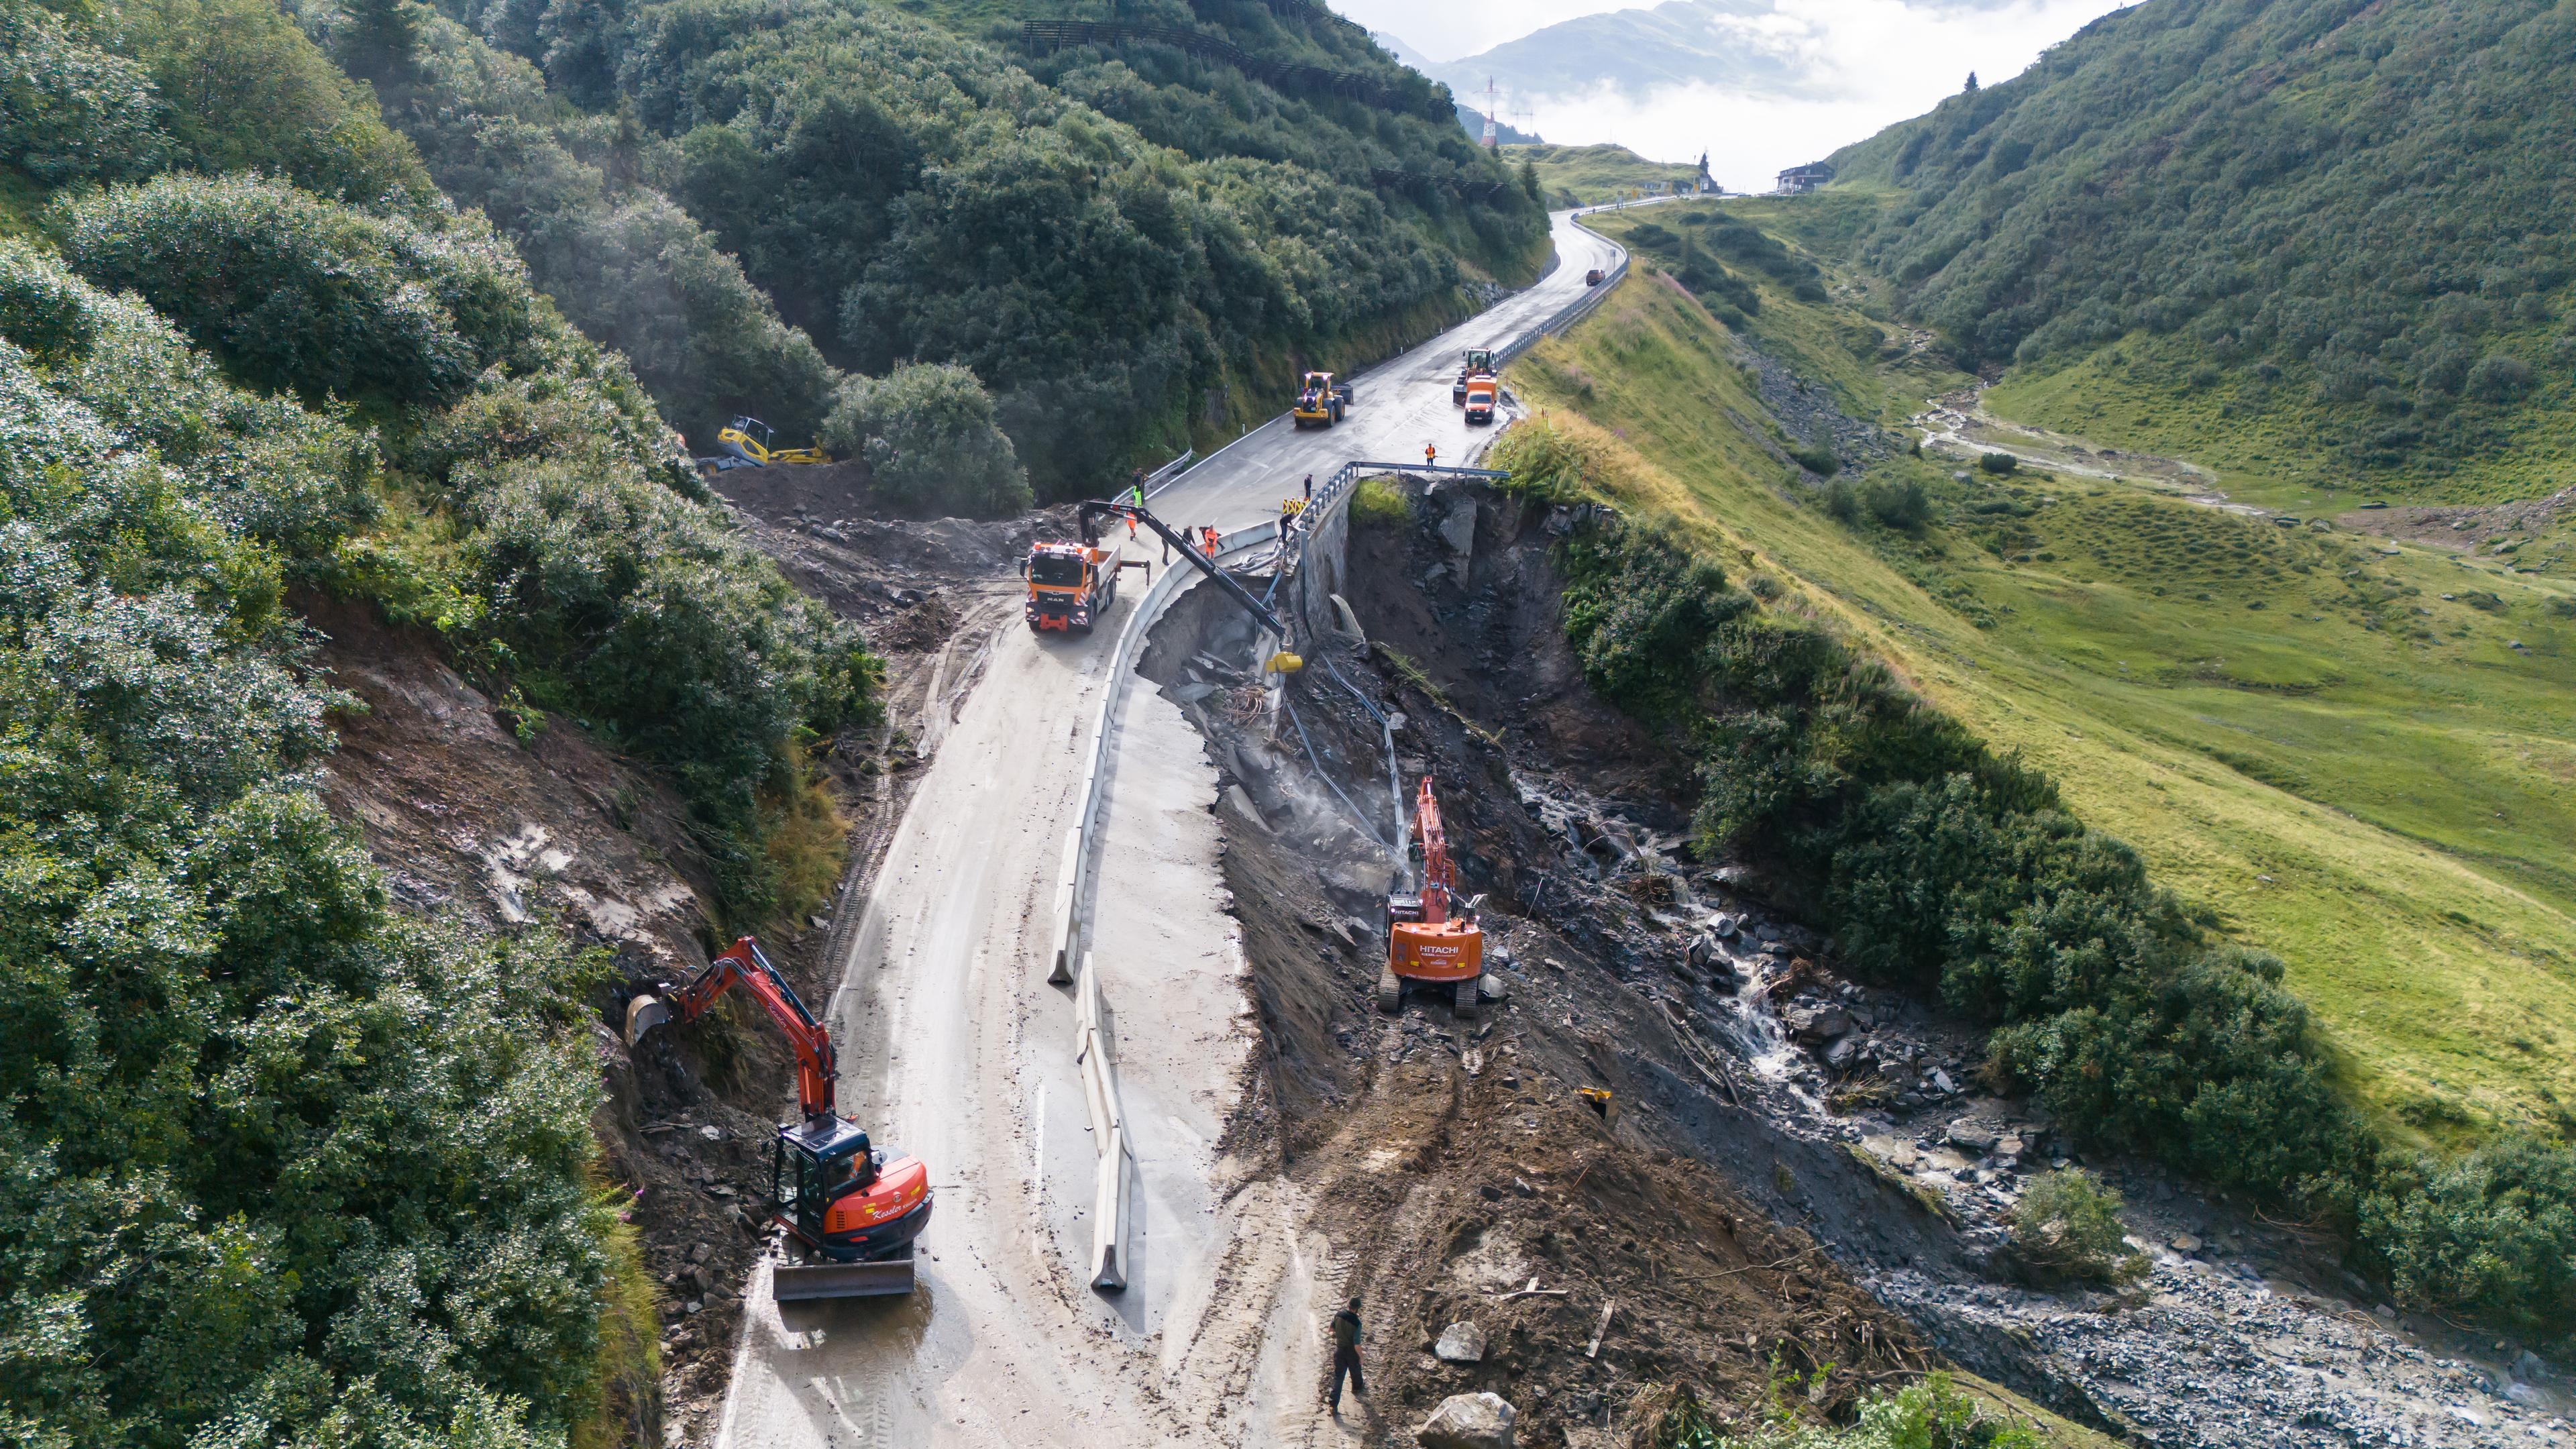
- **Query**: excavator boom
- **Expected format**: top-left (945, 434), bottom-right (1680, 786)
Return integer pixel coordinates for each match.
top-left (623, 937), bottom-right (930, 1297)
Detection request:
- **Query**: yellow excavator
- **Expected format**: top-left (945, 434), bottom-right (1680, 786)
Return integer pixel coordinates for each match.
top-left (715, 415), bottom-right (831, 468)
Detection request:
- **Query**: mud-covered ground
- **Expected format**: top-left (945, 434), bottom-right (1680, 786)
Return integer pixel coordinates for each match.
top-left (310, 468), bottom-right (1039, 1444)
top-left (1159, 476), bottom-right (2576, 1447)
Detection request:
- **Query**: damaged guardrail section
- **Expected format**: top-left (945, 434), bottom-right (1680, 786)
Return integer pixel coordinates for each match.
top-left (1048, 517), bottom-right (1278, 1290)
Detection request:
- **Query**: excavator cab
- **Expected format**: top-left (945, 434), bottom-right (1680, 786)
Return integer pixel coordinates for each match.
top-left (1379, 775), bottom-right (1497, 1018)
top-left (625, 936), bottom-right (930, 1299)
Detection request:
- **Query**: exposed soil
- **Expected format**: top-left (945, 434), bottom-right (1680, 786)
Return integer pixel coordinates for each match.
top-left (305, 480), bottom-right (1038, 1446)
top-left (1157, 477), bottom-right (2576, 1446)
top-left (2334, 484), bottom-right (2576, 561)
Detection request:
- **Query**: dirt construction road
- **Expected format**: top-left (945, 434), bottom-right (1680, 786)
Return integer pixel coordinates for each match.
top-left (712, 211), bottom-right (1627, 1449)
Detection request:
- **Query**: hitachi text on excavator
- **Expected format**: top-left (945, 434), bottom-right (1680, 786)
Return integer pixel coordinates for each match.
top-left (625, 937), bottom-right (931, 1299)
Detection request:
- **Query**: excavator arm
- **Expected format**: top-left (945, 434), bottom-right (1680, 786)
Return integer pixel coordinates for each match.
top-left (624, 936), bottom-right (839, 1125)
top-left (1076, 500), bottom-right (1291, 641)
top-left (1411, 775), bottom-right (1455, 922)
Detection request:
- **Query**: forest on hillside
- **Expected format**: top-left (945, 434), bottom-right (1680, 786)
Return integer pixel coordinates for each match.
top-left (0, 1), bottom-right (881, 1444)
top-left (320, 0), bottom-right (1544, 500)
top-left (1824, 0), bottom-right (2576, 487)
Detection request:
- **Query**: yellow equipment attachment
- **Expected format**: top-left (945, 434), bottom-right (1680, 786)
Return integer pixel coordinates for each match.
top-left (716, 415), bottom-right (830, 467)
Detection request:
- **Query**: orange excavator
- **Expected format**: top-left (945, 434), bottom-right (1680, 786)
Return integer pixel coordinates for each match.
top-left (625, 937), bottom-right (931, 1299)
top-left (1379, 775), bottom-right (1491, 1017)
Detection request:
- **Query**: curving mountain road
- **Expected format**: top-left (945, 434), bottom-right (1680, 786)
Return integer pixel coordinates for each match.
top-left (712, 209), bottom-right (1625, 1449)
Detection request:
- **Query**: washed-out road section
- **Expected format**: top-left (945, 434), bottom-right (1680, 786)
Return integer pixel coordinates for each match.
top-left (712, 210), bottom-right (1624, 1449)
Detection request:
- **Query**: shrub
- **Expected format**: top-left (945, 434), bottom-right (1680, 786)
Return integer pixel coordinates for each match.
top-left (0, 0), bottom-right (171, 183)
top-left (1659, 1373), bottom-right (2040, 1448)
top-left (2008, 1170), bottom-right (2148, 1286)
top-left (821, 362), bottom-right (1030, 519)
top-left (2361, 1137), bottom-right (2576, 1336)
top-left (2465, 354), bottom-right (2534, 403)
top-left (1978, 451), bottom-right (2018, 475)
top-left (1790, 443), bottom-right (1841, 476)
top-left (55, 174), bottom-right (546, 407)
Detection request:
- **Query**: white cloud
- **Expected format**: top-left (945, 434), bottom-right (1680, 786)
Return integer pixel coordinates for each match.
top-left (1339, 0), bottom-right (2129, 191)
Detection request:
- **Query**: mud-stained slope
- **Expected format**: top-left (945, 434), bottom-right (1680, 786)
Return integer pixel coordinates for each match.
top-left (1139, 484), bottom-right (2000, 1444)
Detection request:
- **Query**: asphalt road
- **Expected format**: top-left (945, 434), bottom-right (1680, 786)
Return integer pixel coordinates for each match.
top-left (712, 209), bottom-right (1626, 1449)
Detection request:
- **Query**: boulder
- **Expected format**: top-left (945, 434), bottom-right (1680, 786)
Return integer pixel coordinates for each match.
top-left (1433, 1321), bottom-right (1487, 1364)
top-left (1786, 1005), bottom-right (1851, 1042)
top-left (1417, 1393), bottom-right (1515, 1449)
top-left (2169, 1234), bottom-right (2204, 1256)
top-left (1946, 1121), bottom-right (1998, 1153)
top-left (1823, 1036), bottom-right (1861, 1071)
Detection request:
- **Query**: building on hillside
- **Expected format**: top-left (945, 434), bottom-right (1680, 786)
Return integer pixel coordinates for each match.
top-left (1695, 152), bottom-right (1719, 195)
top-left (1776, 162), bottom-right (1834, 195)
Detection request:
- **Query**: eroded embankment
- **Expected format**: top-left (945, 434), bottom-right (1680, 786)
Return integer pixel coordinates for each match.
top-left (1136, 484), bottom-right (1993, 1445)
top-left (1144, 477), bottom-right (2576, 1448)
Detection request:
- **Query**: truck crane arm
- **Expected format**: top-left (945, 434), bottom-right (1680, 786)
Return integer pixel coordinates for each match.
top-left (623, 936), bottom-right (838, 1126)
top-left (1077, 498), bottom-right (1290, 640)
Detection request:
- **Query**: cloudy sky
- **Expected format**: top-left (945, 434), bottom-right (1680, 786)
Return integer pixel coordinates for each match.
top-left (1334, 0), bottom-right (2131, 190)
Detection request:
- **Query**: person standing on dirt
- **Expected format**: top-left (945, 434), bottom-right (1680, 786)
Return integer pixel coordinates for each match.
top-left (1327, 1297), bottom-right (1365, 1413)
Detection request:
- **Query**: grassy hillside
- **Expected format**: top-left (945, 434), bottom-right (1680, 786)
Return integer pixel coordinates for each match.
top-left (1506, 142), bottom-right (1706, 207)
top-left (1517, 200), bottom-right (2576, 1334)
top-left (1551, 201), bottom-right (2576, 1146)
top-left (1818, 0), bottom-right (2576, 503)
top-left (327, 0), bottom-right (1545, 496)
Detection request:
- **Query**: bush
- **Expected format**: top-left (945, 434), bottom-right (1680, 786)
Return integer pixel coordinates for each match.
top-left (1790, 443), bottom-right (1841, 476)
top-left (2465, 353), bottom-right (2534, 403)
top-left (0, 0), bottom-right (171, 183)
top-left (2008, 1170), bottom-right (2149, 1286)
top-left (0, 343), bottom-right (605, 1449)
top-left (1978, 451), bottom-right (2018, 475)
top-left (2361, 1137), bottom-right (2576, 1336)
top-left (1660, 1373), bottom-right (2040, 1448)
top-left (821, 362), bottom-right (1030, 519)
top-left (55, 174), bottom-right (546, 407)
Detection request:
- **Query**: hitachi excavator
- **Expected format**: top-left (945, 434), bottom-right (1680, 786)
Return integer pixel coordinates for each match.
top-left (1379, 775), bottom-right (1499, 1017)
top-left (625, 937), bottom-right (930, 1299)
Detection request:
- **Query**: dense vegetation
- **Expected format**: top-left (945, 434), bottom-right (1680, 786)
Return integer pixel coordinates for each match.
top-left (311, 0), bottom-right (1544, 502)
top-left (1823, 0), bottom-right (2576, 494)
top-left (0, 1), bottom-right (877, 1442)
top-left (1499, 402), bottom-right (2576, 1340)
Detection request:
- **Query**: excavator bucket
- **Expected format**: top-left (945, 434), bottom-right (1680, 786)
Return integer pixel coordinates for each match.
top-left (623, 993), bottom-right (671, 1049)
top-left (772, 1245), bottom-right (917, 1300)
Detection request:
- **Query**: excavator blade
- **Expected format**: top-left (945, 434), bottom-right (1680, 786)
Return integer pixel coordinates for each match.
top-left (623, 993), bottom-right (671, 1048)
top-left (771, 1246), bottom-right (916, 1300)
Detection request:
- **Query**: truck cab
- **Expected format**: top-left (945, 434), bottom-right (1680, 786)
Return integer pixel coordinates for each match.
top-left (1452, 349), bottom-right (1496, 405)
top-left (1022, 541), bottom-right (1119, 633)
top-left (1463, 375), bottom-right (1497, 425)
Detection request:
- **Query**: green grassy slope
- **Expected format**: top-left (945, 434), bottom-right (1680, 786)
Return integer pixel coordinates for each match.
top-left (1529, 203), bottom-right (2576, 1143)
top-left (1813, 0), bottom-right (2576, 504)
top-left (1503, 142), bottom-right (1704, 207)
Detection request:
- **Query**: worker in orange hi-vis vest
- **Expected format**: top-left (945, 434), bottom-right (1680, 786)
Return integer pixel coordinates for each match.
top-left (1424, 441), bottom-right (1438, 468)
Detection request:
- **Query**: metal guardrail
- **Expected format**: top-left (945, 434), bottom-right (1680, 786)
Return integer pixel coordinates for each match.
top-left (1042, 517), bottom-right (1281, 1291)
top-left (1490, 200), bottom-right (1663, 368)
